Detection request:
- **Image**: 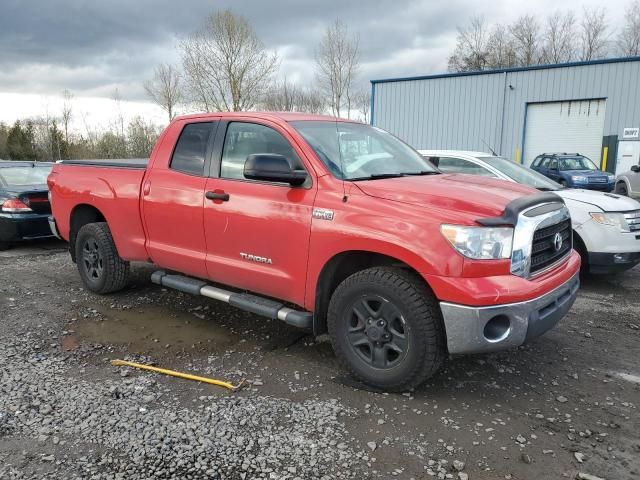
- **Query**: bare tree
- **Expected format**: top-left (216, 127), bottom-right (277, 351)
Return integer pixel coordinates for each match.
top-left (486, 24), bottom-right (517, 68)
top-left (180, 10), bottom-right (278, 112)
top-left (448, 16), bottom-right (490, 72)
top-left (580, 7), bottom-right (609, 60)
top-left (262, 78), bottom-right (299, 111)
top-left (541, 11), bottom-right (577, 63)
top-left (618, 0), bottom-right (640, 56)
top-left (262, 79), bottom-right (327, 114)
top-left (61, 89), bottom-right (73, 143)
top-left (353, 89), bottom-right (371, 123)
top-left (509, 15), bottom-right (541, 66)
top-left (144, 64), bottom-right (182, 122)
top-left (316, 19), bottom-right (360, 118)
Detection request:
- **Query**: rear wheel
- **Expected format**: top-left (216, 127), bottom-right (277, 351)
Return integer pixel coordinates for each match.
top-left (75, 222), bottom-right (130, 294)
top-left (615, 182), bottom-right (628, 196)
top-left (328, 267), bottom-right (446, 391)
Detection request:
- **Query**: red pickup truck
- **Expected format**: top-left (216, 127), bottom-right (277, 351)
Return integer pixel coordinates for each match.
top-left (48, 112), bottom-right (580, 391)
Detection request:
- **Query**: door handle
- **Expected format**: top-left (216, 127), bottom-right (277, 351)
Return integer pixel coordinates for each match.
top-left (205, 191), bottom-right (230, 202)
top-left (143, 180), bottom-right (151, 196)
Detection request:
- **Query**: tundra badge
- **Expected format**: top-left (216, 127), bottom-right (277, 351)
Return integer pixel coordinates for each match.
top-left (312, 208), bottom-right (334, 221)
top-left (240, 252), bottom-right (273, 264)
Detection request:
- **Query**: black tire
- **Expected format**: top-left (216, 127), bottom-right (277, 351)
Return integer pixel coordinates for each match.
top-left (327, 267), bottom-right (446, 392)
top-left (0, 241), bottom-right (11, 251)
top-left (75, 222), bottom-right (130, 294)
top-left (615, 182), bottom-right (628, 196)
top-left (559, 180), bottom-right (568, 188)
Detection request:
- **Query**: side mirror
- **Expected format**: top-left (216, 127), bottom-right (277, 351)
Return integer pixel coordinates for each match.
top-left (244, 154), bottom-right (308, 186)
top-left (631, 165), bottom-right (640, 173)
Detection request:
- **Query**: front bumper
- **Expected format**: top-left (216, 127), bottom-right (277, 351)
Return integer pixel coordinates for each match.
top-left (0, 212), bottom-right (54, 242)
top-left (48, 215), bottom-right (62, 239)
top-left (588, 251), bottom-right (640, 273)
top-left (440, 271), bottom-right (580, 354)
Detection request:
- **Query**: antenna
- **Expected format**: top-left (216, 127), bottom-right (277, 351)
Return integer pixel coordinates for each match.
top-left (481, 139), bottom-right (498, 156)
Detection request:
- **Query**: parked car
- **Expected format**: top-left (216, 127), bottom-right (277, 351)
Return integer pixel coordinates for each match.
top-left (420, 150), bottom-right (640, 274)
top-left (48, 113), bottom-right (580, 391)
top-left (530, 153), bottom-right (615, 191)
top-left (615, 163), bottom-right (640, 198)
top-left (0, 160), bottom-right (54, 250)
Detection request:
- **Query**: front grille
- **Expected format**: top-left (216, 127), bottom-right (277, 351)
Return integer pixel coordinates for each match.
top-left (624, 210), bottom-right (640, 232)
top-left (530, 218), bottom-right (572, 274)
top-left (588, 176), bottom-right (607, 184)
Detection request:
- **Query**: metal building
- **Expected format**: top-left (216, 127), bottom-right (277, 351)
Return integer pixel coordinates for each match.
top-left (370, 56), bottom-right (640, 174)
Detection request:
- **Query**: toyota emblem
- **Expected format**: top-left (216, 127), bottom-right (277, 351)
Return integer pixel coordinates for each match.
top-left (553, 232), bottom-right (563, 252)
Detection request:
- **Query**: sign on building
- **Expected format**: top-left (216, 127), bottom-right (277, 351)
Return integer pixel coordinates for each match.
top-left (623, 127), bottom-right (639, 139)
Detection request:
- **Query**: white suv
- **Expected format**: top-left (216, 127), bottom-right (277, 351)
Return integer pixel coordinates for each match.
top-left (419, 150), bottom-right (640, 274)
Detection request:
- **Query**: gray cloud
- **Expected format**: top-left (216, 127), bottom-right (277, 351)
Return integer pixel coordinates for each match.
top-left (0, 0), bottom-right (627, 102)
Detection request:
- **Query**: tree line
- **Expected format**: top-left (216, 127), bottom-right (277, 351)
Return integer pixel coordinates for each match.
top-left (448, 2), bottom-right (640, 72)
top-left (144, 10), bottom-right (369, 123)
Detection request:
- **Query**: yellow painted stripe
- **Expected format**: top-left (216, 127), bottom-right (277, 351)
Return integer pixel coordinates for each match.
top-left (602, 146), bottom-right (609, 171)
top-left (515, 148), bottom-right (521, 164)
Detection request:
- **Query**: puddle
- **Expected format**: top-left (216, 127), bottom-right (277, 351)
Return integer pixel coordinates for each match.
top-left (74, 305), bottom-right (235, 355)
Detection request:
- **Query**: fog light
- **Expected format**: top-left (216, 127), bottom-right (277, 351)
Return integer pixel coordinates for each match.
top-left (484, 315), bottom-right (511, 343)
top-left (613, 253), bottom-right (630, 263)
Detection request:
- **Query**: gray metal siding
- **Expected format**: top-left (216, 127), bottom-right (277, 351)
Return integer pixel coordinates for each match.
top-left (372, 59), bottom-right (640, 162)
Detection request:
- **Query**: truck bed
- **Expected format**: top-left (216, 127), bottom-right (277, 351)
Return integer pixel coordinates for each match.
top-left (58, 158), bottom-right (148, 169)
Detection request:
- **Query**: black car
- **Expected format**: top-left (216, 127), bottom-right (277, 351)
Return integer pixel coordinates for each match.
top-left (0, 160), bottom-right (55, 250)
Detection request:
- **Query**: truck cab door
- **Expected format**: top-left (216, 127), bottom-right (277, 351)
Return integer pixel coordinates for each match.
top-left (202, 120), bottom-right (316, 307)
top-left (141, 120), bottom-right (219, 279)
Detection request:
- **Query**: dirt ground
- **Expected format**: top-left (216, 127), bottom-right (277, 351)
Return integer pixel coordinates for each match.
top-left (1, 239), bottom-right (639, 479)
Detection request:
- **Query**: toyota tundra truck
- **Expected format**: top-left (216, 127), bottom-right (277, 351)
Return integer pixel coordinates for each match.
top-left (47, 112), bottom-right (581, 391)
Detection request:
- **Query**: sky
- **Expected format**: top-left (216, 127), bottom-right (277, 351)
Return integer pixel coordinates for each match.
top-left (0, 0), bottom-right (632, 132)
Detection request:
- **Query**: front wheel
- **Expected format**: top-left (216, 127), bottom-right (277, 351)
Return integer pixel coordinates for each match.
top-left (559, 179), bottom-right (568, 188)
top-left (328, 267), bottom-right (446, 391)
top-left (75, 222), bottom-right (130, 294)
top-left (615, 182), bottom-right (628, 196)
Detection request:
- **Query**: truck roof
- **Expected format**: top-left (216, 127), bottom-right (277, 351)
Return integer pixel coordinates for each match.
top-left (173, 111), bottom-right (361, 123)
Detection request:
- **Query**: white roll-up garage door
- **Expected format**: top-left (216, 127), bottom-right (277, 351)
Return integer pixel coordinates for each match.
top-left (523, 99), bottom-right (606, 167)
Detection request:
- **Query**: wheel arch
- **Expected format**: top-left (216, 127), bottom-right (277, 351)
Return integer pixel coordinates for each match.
top-left (69, 204), bottom-right (107, 262)
top-left (312, 250), bottom-right (435, 335)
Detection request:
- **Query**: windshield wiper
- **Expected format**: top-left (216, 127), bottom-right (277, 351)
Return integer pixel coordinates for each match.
top-left (349, 173), bottom-right (408, 181)
top-left (400, 171), bottom-right (440, 176)
top-left (537, 187), bottom-right (558, 191)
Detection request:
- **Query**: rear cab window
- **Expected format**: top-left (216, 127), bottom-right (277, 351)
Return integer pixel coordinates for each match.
top-left (170, 123), bottom-right (217, 176)
top-left (0, 165), bottom-right (52, 186)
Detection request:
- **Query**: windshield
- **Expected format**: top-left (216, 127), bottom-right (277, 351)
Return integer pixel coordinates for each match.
top-left (0, 165), bottom-right (52, 186)
top-left (558, 156), bottom-right (598, 171)
top-left (291, 121), bottom-right (437, 180)
top-left (478, 156), bottom-right (561, 190)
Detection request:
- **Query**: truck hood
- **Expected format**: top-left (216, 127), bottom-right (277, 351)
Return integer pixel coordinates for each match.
top-left (354, 173), bottom-right (537, 219)
top-left (554, 188), bottom-right (640, 212)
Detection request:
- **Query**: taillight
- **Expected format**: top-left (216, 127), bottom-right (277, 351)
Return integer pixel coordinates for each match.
top-left (1, 199), bottom-right (32, 213)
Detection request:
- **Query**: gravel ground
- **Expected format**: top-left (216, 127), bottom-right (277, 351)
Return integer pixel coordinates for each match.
top-left (0, 240), bottom-right (639, 480)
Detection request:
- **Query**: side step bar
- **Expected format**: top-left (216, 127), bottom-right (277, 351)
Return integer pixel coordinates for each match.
top-left (151, 271), bottom-right (313, 329)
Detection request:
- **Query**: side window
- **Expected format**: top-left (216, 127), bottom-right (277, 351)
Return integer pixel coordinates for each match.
top-left (532, 157), bottom-right (542, 167)
top-left (422, 156), bottom-right (440, 167)
top-left (170, 122), bottom-right (215, 176)
top-left (437, 157), bottom-right (496, 177)
top-left (220, 122), bottom-right (304, 181)
top-left (540, 157), bottom-right (551, 168)
top-left (549, 158), bottom-right (558, 169)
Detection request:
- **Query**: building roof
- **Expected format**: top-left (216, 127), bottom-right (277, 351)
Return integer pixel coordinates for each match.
top-left (371, 55), bottom-right (640, 85)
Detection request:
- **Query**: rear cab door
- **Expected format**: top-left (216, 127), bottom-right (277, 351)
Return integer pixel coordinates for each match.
top-left (202, 117), bottom-right (317, 307)
top-left (141, 118), bottom-right (220, 278)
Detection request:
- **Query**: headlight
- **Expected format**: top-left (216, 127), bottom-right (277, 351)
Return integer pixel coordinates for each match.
top-left (441, 225), bottom-right (513, 260)
top-left (607, 174), bottom-right (615, 181)
top-left (590, 212), bottom-right (630, 232)
top-left (571, 175), bottom-right (588, 182)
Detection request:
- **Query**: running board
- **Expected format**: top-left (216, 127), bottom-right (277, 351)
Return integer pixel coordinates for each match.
top-left (150, 271), bottom-right (313, 329)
